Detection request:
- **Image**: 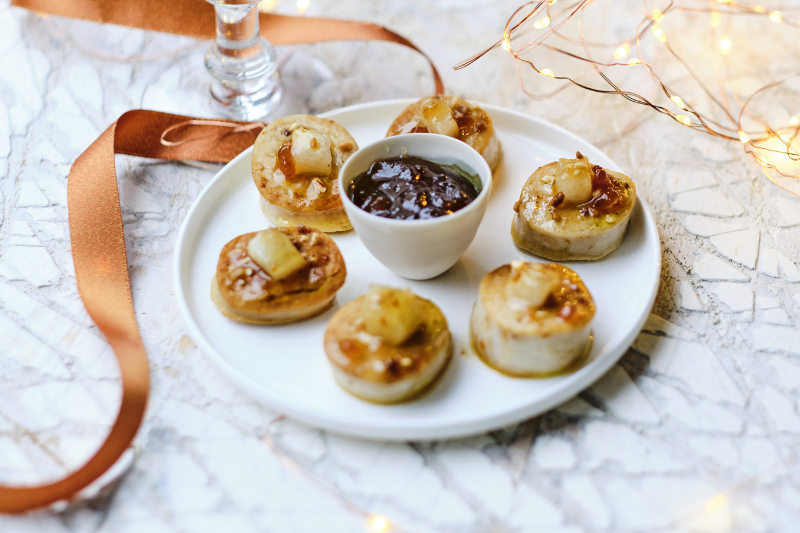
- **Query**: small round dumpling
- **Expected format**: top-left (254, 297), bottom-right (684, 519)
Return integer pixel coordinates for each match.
top-left (512, 153), bottom-right (636, 261)
top-left (211, 226), bottom-right (346, 324)
top-left (470, 261), bottom-right (595, 377)
top-left (252, 114), bottom-right (358, 232)
top-left (324, 286), bottom-right (452, 403)
top-left (386, 95), bottom-right (501, 171)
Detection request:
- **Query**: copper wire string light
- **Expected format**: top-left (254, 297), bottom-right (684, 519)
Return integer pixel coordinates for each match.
top-left (456, 0), bottom-right (800, 196)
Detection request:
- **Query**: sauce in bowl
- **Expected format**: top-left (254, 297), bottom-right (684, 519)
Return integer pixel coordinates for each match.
top-left (348, 156), bottom-right (480, 220)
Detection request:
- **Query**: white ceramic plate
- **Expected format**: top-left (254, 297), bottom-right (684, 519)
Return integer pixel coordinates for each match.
top-left (174, 99), bottom-right (661, 441)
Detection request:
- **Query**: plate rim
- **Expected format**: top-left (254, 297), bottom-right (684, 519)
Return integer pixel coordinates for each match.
top-left (173, 98), bottom-right (662, 441)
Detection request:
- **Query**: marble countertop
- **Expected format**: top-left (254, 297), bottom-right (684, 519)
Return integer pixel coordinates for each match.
top-left (1, 0), bottom-right (800, 531)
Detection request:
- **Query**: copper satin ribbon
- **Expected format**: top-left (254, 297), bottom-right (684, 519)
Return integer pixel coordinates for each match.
top-left (0, 112), bottom-right (262, 513)
top-left (11, 0), bottom-right (444, 95)
top-left (2, 0), bottom-right (444, 514)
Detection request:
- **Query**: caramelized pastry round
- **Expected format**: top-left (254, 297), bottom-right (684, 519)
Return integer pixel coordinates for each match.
top-left (324, 288), bottom-right (452, 404)
top-left (386, 95), bottom-right (501, 171)
top-left (470, 262), bottom-right (595, 377)
top-left (512, 154), bottom-right (636, 261)
top-left (252, 114), bottom-right (358, 232)
top-left (211, 226), bottom-right (346, 324)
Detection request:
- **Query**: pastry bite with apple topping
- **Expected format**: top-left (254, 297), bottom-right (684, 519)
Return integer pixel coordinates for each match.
top-left (512, 152), bottom-right (636, 260)
top-left (386, 95), bottom-right (501, 171)
top-left (324, 285), bottom-right (452, 403)
top-left (252, 115), bottom-right (358, 232)
top-left (211, 226), bottom-right (346, 324)
top-left (470, 261), bottom-right (595, 377)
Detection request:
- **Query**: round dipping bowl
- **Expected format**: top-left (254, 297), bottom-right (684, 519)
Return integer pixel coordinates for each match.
top-left (339, 133), bottom-right (493, 280)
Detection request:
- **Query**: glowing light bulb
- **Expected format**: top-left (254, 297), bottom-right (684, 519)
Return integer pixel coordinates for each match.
top-left (769, 11), bottom-right (782, 23)
top-left (716, 0), bottom-right (731, 4)
top-left (540, 68), bottom-right (555, 77)
top-left (710, 10), bottom-right (721, 28)
top-left (614, 45), bottom-right (629, 59)
top-left (258, 0), bottom-right (278, 12)
top-left (757, 157), bottom-right (769, 166)
top-left (671, 96), bottom-right (685, 109)
top-left (738, 131), bottom-right (750, 143)
top-left (653, 26), bottom-right (666, 42)
top-left (754, 5), bottom-right (766, 13)
top-left (719, 37), bottom-right (731, 53)
top-left (534, 16), bottom-right (551, 29)
top-left (791, 116), bottom-right (799, 126)
top-left (704, 494), bottom-right (729, 513)
top-left (628, 58), bottom-right (642, 65)
top-left (677, 115), bottom-right (692, 126)
top-left (548, 0), bottom-right (558, 4)
top-left (369, 515), bottom-right (389, 532)
top-left (502, 36), bottom-right (511, 51)
top-left (652, 9), bottom-right (663, 21)
top-left (296, 0), bottom-right (310, 13)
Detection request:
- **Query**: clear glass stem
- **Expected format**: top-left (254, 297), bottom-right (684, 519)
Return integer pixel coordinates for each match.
top-left (204, 0), bottom-right (282, 120)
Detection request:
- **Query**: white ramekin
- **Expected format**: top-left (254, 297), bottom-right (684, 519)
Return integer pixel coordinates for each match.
top-left (339, 133), bottom-right (492, 280)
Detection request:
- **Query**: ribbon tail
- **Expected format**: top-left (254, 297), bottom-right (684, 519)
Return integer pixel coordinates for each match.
top-left (0, 119), bottom-right (150, 514)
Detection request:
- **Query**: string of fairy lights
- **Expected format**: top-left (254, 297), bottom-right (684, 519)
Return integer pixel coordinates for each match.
top-left (456, 0), bottom-right (800, 196)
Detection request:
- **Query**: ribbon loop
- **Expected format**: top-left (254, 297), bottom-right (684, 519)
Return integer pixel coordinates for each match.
top-left (3, 0), bottom-right (445, 513)
top-left (0, 111), bottom-right (261, 513)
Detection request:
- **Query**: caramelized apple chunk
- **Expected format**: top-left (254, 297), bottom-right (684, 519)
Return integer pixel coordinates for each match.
top-left (421, 97), bottom-right (459, 137)
top-left (362, 285), bottom-right (422, 345)
top-left (505, 261), bottom-right (561, 308)
top-left (290, 127), bottom-right (333, 177)
top-left (554, 157), bottom-right (593, 206)
top-left (247, 229), bottom-right (307, 280)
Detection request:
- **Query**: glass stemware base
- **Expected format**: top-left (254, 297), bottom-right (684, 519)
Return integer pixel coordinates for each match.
top-left (205, 0), bottom-right (282, 121)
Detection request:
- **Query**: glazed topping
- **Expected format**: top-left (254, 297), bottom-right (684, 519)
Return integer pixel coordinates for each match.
top-left (421, 97), bottom-right (459, 137)
top-left (349, 156), bottom-right (480, 220)
top-left (276, 142), bottom-right (295, 180)
top-left (397, 97), bottom-right (489, 143)
top-left (361, 285), bottom-right (421, 345)
top-left (482, 263), bottom-right (595, 332)
top-left (247, 229), bottom-right (307, 280)
top-left (578, 165), bottom-right (628, 217)
top-left (505, 261), bottom-right (561, 309)
top-left (220, 227), bottom-right (340, 304)
top-left (452, 103), bottom-right (488, 140)
top-left (550, 153), bottom-right (631, 218)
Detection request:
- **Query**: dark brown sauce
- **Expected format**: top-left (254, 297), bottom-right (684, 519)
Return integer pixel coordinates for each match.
top-left (577, 165), bottom-right (628, 217)
top-left (277, 143), bottom-right (296, 179)
top-left (349, 156), bottom-right (480, 220)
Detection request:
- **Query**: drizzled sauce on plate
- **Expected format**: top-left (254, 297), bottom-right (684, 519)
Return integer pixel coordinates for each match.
top-left (349, 156), bottom-right (480, 220)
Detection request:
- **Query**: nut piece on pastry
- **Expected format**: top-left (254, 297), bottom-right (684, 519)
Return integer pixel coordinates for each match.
top-left (470, 262), bottom-right (595, 377)
top-left (211, 226), bottom-right (346, 324)
top-left (324, 286), bottom-right (452, 404)
top-left (251, 114), bottom-right (359, 233)
top-left (386, 95), bottom-right (502, 171)
top-left (512, 152), bottom-right (636, 261)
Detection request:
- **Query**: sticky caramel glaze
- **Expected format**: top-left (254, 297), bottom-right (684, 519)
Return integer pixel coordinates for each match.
top-left (214, 226), bottom-right (346, 320)
top-left (324, 295), bottom-right (451, 386)
top-left (480, 264), bottom-right (595, 336)
top-left (277, 142), bottom-right (295, 180)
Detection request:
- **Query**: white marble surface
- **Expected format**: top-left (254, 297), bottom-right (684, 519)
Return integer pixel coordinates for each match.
top-left (1, 0), bottom-right (800, 531)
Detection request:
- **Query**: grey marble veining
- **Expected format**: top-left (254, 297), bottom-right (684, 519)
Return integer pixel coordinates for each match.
top-left (1, 0), bottom-right (799, 531)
